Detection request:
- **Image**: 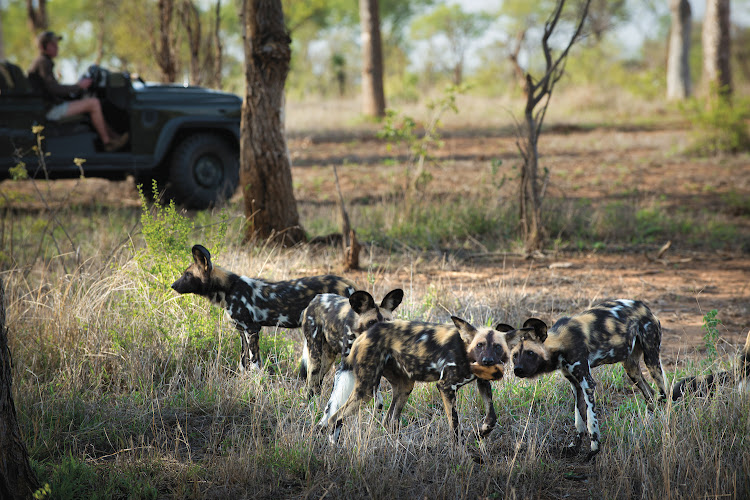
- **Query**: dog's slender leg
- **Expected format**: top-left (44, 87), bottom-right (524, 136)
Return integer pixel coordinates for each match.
top-left (623, 354), bottom-right (656, 406)
top-left (579, 370), bottom-right (601, 461)
top-left (325, 382), bottom-right (374, 441)
top-left (238, 325), bottom-right (261, 372)
top-left (385, 376), bottom-right (415, 429)
top-left (304, 341), bottom-right (325, 398)
top-left (640, 319), bottom-right (669, 401)
top-left (247, 325), bottom-right (262, 370)
top-left (438, 383), bottom-right (460, 440)
top-left (373, 379), bottom-right (384, 411)
top-left (563, 373), bottom-right (586, 455)
top-left (316, 345), bottom-right (337, 395)
top-left (476, 379), bottom-right (497, 437)
top-left (642, 352), bottom-right (669, 401)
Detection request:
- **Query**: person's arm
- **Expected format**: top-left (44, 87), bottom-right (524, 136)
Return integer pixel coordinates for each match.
top-left (37, 58), bottom-right (82, 98)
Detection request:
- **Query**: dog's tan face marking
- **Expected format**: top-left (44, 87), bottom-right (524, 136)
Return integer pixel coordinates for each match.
top-left (511, 339), bottom-right (551, 378)
top-left (465, 325), bottom-right (511, 381)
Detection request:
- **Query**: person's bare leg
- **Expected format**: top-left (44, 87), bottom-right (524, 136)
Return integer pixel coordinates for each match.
top-left (65, 97), bottom-right (111, 145)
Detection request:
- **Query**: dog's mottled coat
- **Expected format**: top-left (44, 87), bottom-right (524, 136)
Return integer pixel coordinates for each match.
top-left (171, 244), bottom-right (356, 371)
top-left (299, 289), bottom-right (404, 398)
top-left (506, 299), bottom-right (668, 460)
top-left (319, 302), bottom-right (511, 441)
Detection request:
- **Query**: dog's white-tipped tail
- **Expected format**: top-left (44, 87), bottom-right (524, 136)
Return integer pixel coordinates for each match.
top-left (318, 368), bottom-right (355, 427)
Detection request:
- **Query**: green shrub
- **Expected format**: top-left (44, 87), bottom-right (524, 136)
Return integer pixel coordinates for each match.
top-left (126, 182), bottom-right (230, 359)
top-left (702, 309), bottom-right (721, 359)
top-left (682, 93), bottom-right (750, 155)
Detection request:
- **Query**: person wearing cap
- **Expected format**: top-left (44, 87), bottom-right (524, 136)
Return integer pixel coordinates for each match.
top-left (28, 31), bottom-right (129, 152)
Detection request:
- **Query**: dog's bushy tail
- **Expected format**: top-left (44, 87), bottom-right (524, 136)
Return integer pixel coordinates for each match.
top-left (298, 357), bottom-right (308, 380)
top-left (672, 329), bottom-right (750, 400)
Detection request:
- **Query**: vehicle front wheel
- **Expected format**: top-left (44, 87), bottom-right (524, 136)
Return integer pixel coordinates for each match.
top-left (166, 133), bottom-right (239, 210)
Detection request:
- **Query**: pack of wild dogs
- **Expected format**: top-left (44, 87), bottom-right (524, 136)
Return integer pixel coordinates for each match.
top-left (172, 245), bottom-right (750, 460)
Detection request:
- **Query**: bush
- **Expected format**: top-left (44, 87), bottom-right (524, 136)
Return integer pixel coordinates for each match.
top-left (682, 93), bottom-right (750, 155)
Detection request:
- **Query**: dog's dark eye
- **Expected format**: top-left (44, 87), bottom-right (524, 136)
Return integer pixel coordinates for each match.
top-left (476, 342), bottom-right (484, 349)
top-left (494, 345), bottom-right (503, 352)
top-left (526, 352), bottom-right (537, 360)
top-left (366, 320), bottom-right (377, 329)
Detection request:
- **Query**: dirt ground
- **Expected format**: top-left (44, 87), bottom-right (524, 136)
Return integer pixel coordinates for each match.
top-left (290, 125), bottom-right (750, 365)
top-left (2, 125), bottom-right (749, 365)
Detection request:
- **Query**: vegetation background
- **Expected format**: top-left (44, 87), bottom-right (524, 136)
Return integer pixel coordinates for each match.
top-left (1, 0), bottom-right (750, 498)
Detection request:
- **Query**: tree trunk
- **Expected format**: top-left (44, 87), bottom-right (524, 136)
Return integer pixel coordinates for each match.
top-left (359, 0), bottom-right (386, 118)
top-left (516, 0), bottom-right (590, 253)
top-left (212, 0), bottom-right (223, 89)
top-left (508, 29), bottom-right (528, 99)
top-left (702, 0), bottom-right (732, 98)
top-left (94, 6), bottom-right (105, 65)
top-left (240, 0), bottom-right (305, 246)
top-left (666, 0), bottom-right (692, 100)
top-left (0, 279), bottom-right (40, 499)
top-left (519, 103), bottom-right (543, 251)
top-left (26, 0), bottom-right (47, 34)
top-left (453, 59), bottom-right (463, 86)
top-left (333, 165), bottom-right (360, 270)
top-left (182, 0), bottom-right (202, 86)
top-left (153, 0), bottom-right (178, 83)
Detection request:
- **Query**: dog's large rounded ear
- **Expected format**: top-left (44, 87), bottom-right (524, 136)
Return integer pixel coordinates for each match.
top-left (349, 290), bottom-right (376, 315)
top-left (380, 289), bottom-right (404, 312)
top-left (522, 318), bottom-right (548, 342)
top-left (451, 316), bottom-right (476, 345)
top-left (192, 245), bottom-right (212, 272)
top-left (504, 329), bottom-right (522, 348)
top-left (494, 323), bottom-right (515, 333)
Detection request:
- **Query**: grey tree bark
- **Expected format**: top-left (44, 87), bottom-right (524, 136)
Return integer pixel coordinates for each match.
top-left (212, 0), bottom-right (223, 89)
top-left (666, 0), bottom-right (692, 100)
top-left (26, 0), bottom-right (47, 34)
top-left (182, 0), bottom-right (203, 86)
top-left (702, 0), bottom-right (732, 98)
top-left (152, 0), bottom-right (179, 83)
top-left (240, 0), bottom-right (305, 246)
top-left (359, 0), bottom-right (386, 118)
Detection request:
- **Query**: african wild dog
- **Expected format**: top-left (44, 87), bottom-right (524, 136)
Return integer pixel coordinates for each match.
top-left (672, 329), bottom-right (750, 400)
top-left (299, 289), bottom-right (404, 399)
top-left (171, 244), bottom-right (357, 371)
top-left (506, 299), bottom-right (668, 461)
top-left (318, 301), bottom-right (511, 441)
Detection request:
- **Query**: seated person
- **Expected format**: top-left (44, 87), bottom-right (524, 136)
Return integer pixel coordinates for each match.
top-left (28, 31), bottom-right (128, 152)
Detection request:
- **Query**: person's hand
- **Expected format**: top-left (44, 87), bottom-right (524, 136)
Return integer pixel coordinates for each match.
top-left (78, 77), bottom-right (93, 90)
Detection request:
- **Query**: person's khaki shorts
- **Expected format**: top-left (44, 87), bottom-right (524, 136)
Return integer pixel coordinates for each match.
top-left (45, 102), bottom-right (70, 121)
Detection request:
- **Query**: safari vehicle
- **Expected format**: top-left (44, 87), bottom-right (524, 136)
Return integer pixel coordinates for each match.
top-left (0, 62), bottom-right (241, 210)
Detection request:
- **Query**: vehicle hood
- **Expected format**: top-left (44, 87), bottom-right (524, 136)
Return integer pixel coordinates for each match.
top-left (134, 83), bottom-right (242, 108)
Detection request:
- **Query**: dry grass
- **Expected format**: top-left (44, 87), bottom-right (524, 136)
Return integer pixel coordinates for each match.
top-left (4, 232), bottom-right (749, 499)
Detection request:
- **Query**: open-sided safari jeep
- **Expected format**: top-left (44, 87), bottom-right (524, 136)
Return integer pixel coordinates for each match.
top-left (0, 61), bottom-right (241, 210)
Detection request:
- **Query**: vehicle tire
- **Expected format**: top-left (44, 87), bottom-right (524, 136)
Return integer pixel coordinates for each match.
top-left (165, 133), bottom-right (239, 210)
